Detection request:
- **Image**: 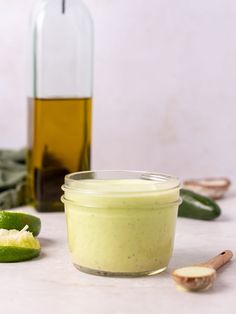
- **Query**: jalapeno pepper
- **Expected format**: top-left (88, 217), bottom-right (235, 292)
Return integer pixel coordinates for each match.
top-left (179, 189), bottom-right (221, 220)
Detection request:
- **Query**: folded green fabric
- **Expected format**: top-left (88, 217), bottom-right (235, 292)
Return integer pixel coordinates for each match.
top-left (0, 149), bottom-right (27, 209)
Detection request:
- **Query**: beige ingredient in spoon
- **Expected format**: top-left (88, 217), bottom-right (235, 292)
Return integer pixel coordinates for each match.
top-left (172, 266), bottom-right (216, 291)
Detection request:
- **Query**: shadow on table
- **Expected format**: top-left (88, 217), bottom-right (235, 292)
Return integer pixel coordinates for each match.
top-left (30, 237), bottom-right (58, 260)
top-left (38, 237), bottom-right (56, 248)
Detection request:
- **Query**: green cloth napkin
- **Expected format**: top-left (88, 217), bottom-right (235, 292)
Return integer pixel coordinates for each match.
top-left (0, 149), bottom-right (27, 209)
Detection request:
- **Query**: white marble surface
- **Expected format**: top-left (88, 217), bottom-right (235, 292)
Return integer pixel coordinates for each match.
top-left (0, 196), bottom-right (235, 314)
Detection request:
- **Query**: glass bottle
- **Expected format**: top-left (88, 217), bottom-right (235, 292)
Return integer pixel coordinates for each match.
top-left (27, 0), bottom-right (93, 212)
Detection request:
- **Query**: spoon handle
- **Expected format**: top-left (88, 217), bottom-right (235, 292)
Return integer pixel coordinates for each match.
top-left (199, 250), bottom-right (233, 270)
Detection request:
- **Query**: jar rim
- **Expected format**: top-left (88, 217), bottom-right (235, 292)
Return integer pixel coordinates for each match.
top-left (62, 170), bottom-right (180, 196)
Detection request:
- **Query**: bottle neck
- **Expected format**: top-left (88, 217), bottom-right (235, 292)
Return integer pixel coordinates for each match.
top-left (62, 0), bottom-right (65, 13)
top-left (39, 0), bottom-right (82, 13)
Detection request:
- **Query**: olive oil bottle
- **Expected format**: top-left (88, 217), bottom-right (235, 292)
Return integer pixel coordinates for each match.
top-left (27, 0), bottom-right (93, 211)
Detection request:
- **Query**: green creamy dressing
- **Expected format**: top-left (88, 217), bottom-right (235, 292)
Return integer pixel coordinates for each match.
top-left (63, 179), bottom-right (180, 275)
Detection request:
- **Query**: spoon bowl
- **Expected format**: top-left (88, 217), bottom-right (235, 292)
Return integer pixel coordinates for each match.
top-left (172, 266), bottom-right (216, 291)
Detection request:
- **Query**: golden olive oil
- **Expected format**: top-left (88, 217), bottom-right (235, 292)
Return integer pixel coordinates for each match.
top-left (27, 97), bottom-right (92, 212)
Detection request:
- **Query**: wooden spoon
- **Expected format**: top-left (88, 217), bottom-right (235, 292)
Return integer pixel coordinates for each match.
top-left (172, 250), bottom-right (233, 291)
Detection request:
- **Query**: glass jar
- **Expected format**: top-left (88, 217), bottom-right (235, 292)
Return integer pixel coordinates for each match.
top-left (62, 171), bottom-right (181, 277)
top-left (27, 0), bottom-right (93, 212)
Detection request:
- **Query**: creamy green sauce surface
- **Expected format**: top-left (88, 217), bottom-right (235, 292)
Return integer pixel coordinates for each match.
top-left (63, 179), bottom-right (180, 275)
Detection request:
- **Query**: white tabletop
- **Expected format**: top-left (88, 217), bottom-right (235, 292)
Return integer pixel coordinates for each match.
top-left (1, 196), bottom-right (236, 314)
